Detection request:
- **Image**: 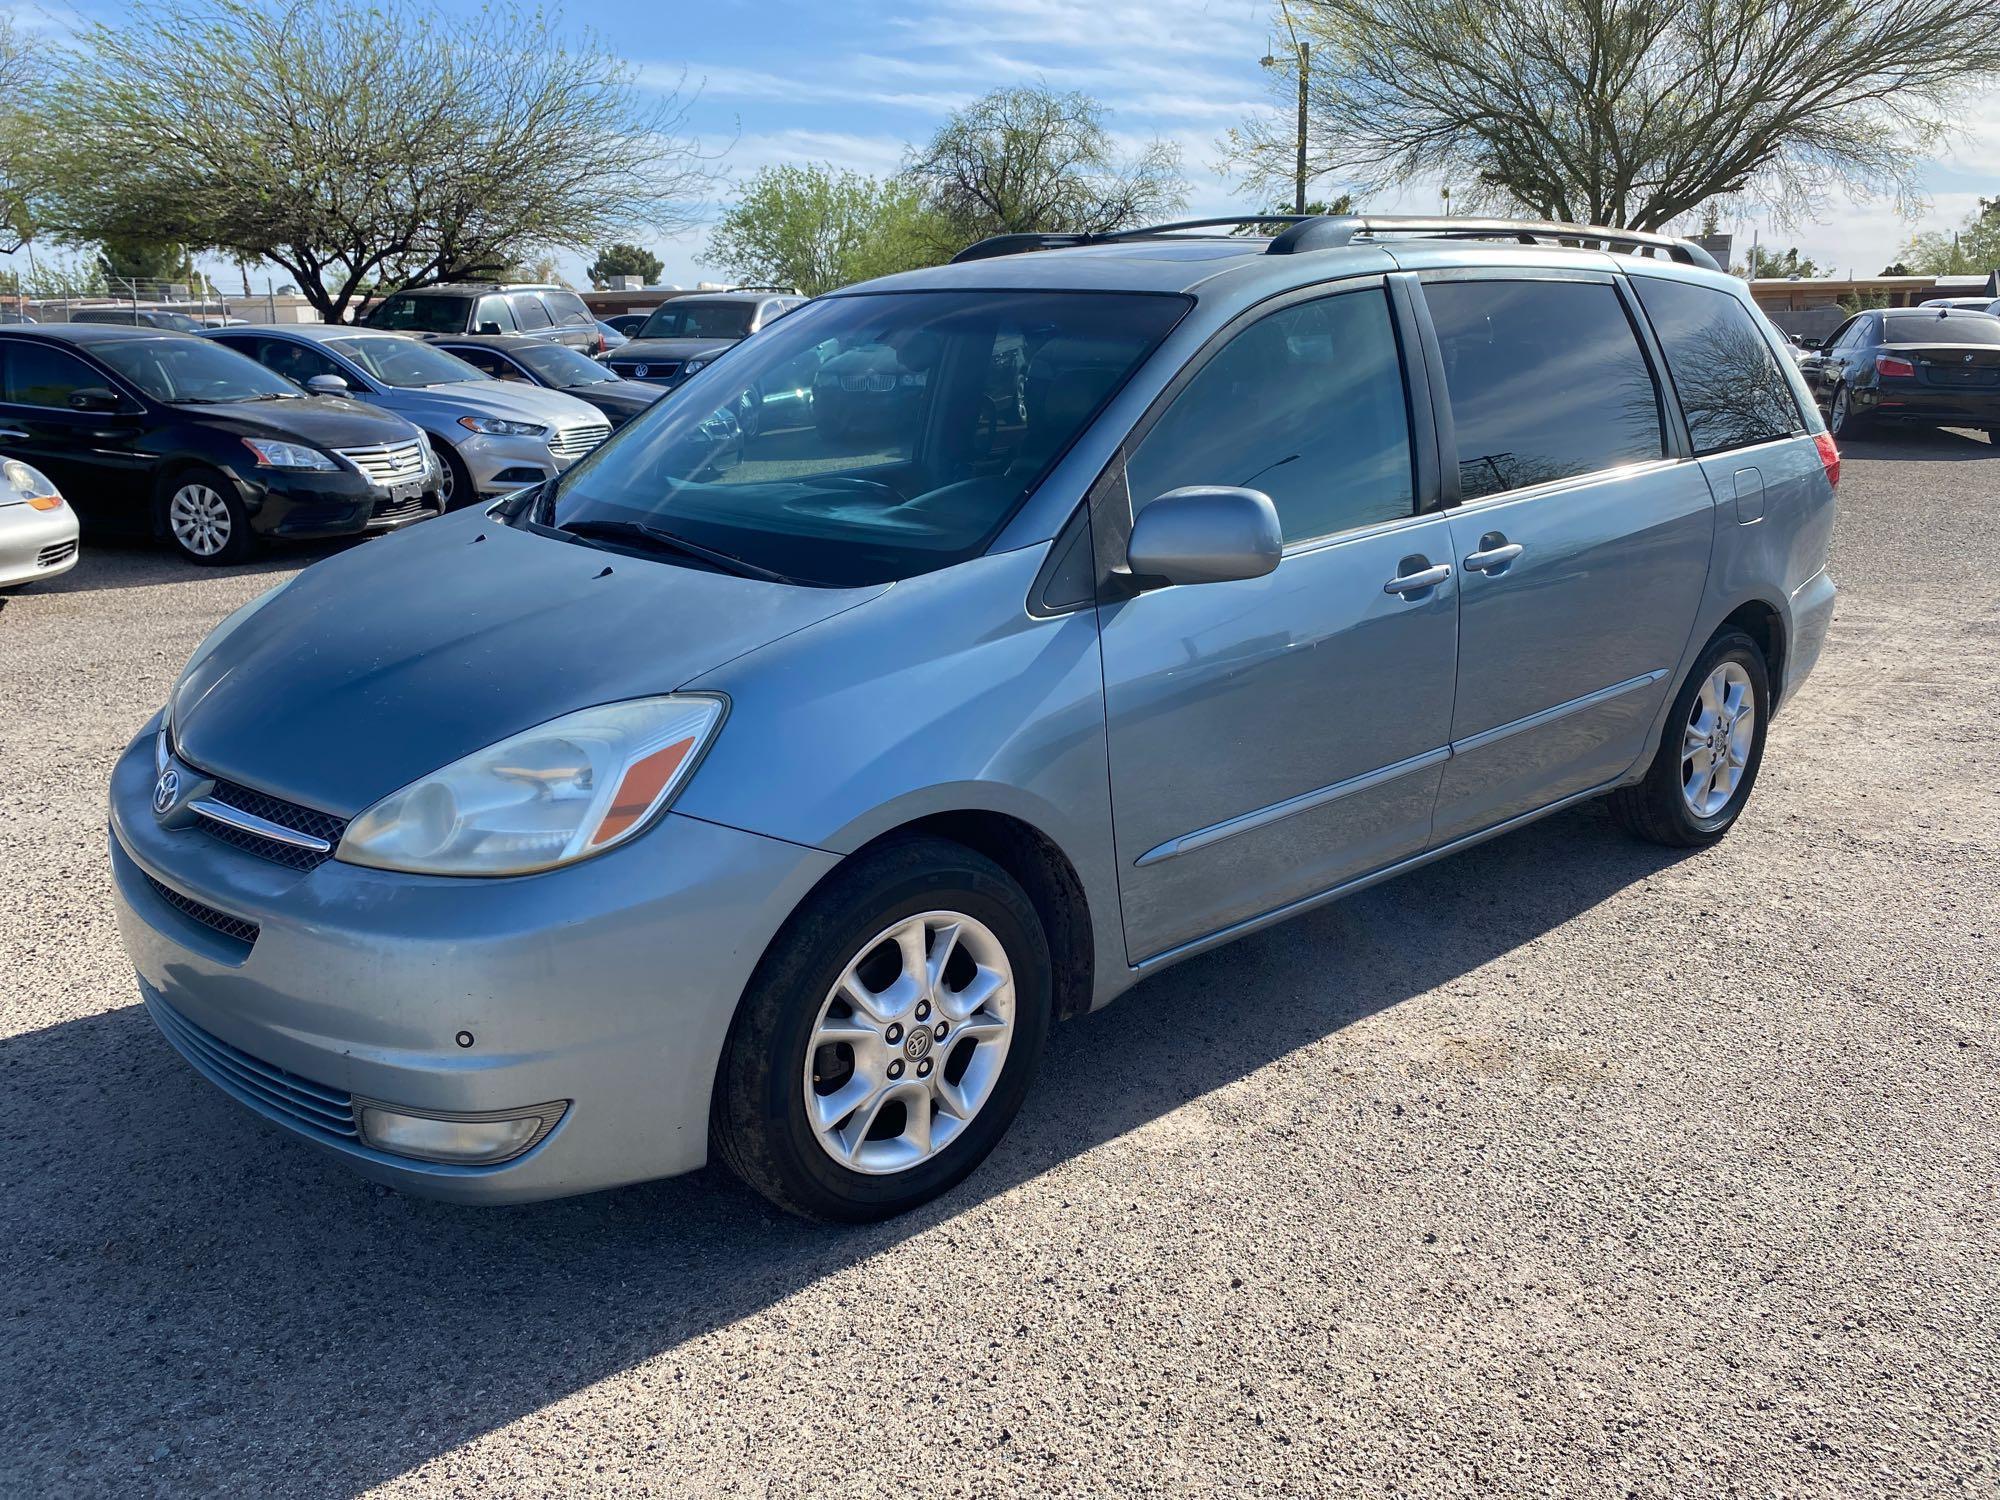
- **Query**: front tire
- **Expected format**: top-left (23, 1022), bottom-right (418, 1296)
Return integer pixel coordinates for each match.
top-left (712, 836), bottom-right (1052, 1222)
top-left (429, 437), bottom-right (475, 511)
top-left (162, 466), bottom-right (255, 565)
top-left (1610, 628), bottom-right (1770, 847)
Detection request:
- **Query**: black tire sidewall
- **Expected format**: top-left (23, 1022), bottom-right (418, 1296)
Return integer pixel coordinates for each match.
top-left (159, 464), bottom-right (255, 565)
top-left (719, 839), bottom-right (1052, 1222)
top-left (430, 438), bottom-right (474, 511)
top-left (1655, 630), bottom-right (1770, 841)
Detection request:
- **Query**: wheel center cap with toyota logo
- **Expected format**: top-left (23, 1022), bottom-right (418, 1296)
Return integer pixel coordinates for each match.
top-left (153, 768), bottom-right (182, 817)
top-left (903, 1026), bottom-right (933, 1062)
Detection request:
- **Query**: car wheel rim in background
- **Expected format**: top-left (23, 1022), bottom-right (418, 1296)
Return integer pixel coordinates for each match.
top-left (1681, 661), bottom-right (1755, 818)
top-left (803, 910), bottom-right (1016, 1175)
top-left (1832, 386), bottom-right (1849, 433)
top-left (169, 484), bottom-right (232, 556)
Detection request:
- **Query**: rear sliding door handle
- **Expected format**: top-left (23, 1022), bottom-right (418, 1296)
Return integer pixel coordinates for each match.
top-left (1384, 562), bottom-right (1452, 595)
top-left (1463, 541), bottom-right (1524, 573)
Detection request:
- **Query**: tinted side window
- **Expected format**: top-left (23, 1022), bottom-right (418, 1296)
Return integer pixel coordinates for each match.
top-left (222, 336), bottom-right (343, 386)
top-left (1425, 279), bottom-right (1665, 500)
top-left (1127, 288), bottom-right (1415, 545)
top-left (545, 291), bottom-right (593, 327)
top-left (3, 343), bottom-right (103, 407)
top-left (475, 296), bottom-right (517, 333)
top-left (511, 294), bottom-right (554, 330)
top-left (1632, 278), bottom-right (1804, 455)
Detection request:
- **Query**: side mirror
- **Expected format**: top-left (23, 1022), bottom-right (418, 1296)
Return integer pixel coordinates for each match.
top-left (67, 386), bottom-right (123, 413)
top-left (304, 374), bottom-right (349, 395)
top-left (477, 321), bottom-right (505, 336)
top-left (1125, 486), bottom-right (1283, 587)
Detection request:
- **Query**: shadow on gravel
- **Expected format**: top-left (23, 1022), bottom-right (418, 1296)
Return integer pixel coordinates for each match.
top-left (1839, 426), bottom-right (1995, 463)
top-left (0, 800), bottom-right (1692, 1494)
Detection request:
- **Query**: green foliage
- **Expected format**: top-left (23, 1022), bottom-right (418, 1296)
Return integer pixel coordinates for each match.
top-left (1228, 197), bottom-right (1356, 234)
top-left (96, 235), bottom-right (200, 286)
top-left (1837, 290), bottom-right (1891, 312)
top-left (902, 86), bottom-right (1187, 249)
top-left (706, 165), bottom-right (947, 296)
top-left (1747, 245), bottom-right (1822, 278)
top-left (1904, 198), bottom-right (2000, 275)
top-left (587, 242), bottom-right (665, 288)
top-left (38, 0), bottom-right (714, 322)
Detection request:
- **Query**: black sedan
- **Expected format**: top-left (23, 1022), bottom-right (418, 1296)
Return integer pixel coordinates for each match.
top-left (424, 334), bottom-right (664, 429)
top-left (1802, 306), bottom-right (2000, 440)
top-left (0, 325), bottom-right (443, 564)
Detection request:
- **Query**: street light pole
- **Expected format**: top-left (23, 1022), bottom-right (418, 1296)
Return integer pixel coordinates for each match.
top-left (1294, 40), bottom-right (1309, 216)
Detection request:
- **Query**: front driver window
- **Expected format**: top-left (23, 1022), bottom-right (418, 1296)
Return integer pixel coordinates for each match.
top-left (1125, 288), bottom-right (1417, 545)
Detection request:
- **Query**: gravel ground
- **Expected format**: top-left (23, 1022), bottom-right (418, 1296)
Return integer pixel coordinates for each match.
top-left (1, 428), bottom-right (1995, 1498)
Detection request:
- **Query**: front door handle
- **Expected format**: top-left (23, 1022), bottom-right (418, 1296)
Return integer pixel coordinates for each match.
top-left (0, 427), bottom-right (27, 441)
top-left (1463, 537), bottom-right (1525, 573)
top-left (1383, 560), bottom-right (1452, 595)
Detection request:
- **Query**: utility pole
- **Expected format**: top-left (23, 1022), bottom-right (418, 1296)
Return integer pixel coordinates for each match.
top-left (1261, 3), bottom-right (1310, 215)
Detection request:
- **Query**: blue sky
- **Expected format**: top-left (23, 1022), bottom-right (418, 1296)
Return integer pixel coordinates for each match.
top-left (14, 0), bottom-right (2000, 291)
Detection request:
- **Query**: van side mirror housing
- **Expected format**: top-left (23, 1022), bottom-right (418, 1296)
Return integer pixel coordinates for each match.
top-left (1125, 486), bottom-right (1283, 587)
top-left (477, 321), bottom-right (505, 336)
top-left (67, 386), bottom-right (123, 413)
top-left (304, 374), bottom-right (349, 395)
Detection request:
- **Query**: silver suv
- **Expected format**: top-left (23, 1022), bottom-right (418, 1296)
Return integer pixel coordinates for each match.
top-left (115, 216), bottom-right (1837, 1221)
top-left (361, 282), bottom-right (604, 355)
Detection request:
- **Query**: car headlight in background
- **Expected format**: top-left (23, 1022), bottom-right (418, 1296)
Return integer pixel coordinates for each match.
top-left (457, 414), bottom-right (551, 438)
top-left (241, 437), bottom-right (337, 471)
top-left (681, 358), bottom-right (708, 376)
top-left (337, 695), bottom-right (726, 876)
top-left (1, 458), bottom-right (63, 509)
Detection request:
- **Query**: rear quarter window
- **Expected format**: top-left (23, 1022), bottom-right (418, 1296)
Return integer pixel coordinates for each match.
top-left (545, 291), bottom-right (594, 328)
top-left (511, 295), bottom-right (554, 331)
top-left (1631, 277), bottom-right (1806, 455)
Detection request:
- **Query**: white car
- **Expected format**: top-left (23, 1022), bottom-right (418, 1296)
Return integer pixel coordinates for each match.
top-left (0, 457), bottom-right (78, 588)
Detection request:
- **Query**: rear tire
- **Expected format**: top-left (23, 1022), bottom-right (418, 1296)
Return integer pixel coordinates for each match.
top-left (1829, 383), bottom-right (1870, 440)
top-left (712, 836), bottom-right (1052, 1222)
top-left (1610, 629), bottom-right (1770, 848)
top-left (161, 466), bottom-right (256, 565)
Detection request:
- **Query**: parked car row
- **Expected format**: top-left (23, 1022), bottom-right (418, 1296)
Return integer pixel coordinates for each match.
top-left (1799, 305), bottom-right (2000, 440)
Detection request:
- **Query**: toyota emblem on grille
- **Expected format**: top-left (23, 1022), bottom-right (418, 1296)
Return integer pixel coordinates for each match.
top-left (152, 768), bottom-right (181, 816)
top-left (634, 364), bottom-right (649, 378)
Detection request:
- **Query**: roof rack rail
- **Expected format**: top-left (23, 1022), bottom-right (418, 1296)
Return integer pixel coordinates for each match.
top-left (949, 216), bottom-right (1312, 263)
top-left (1265, 215), bottom-right (1719, 269)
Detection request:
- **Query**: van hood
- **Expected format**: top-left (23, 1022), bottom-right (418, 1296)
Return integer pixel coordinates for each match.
top-left (169, 507), bottom-right (885, 816)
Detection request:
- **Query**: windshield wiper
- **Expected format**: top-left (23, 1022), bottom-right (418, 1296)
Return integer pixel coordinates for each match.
top-left (559, 517), bottom-right (795, 584)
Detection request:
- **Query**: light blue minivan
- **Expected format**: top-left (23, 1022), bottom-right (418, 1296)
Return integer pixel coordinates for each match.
top-left (112, 216), bottom-right (1838, 1220)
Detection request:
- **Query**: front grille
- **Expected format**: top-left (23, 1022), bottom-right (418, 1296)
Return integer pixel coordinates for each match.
top-left (143, 871), bottom-right (261, 946)
top-left (549, 421), bottom-right (611, 460)
top-left (614, 361), bottom-right (678, 382)
top-left (338, 438), bottom-right (431, 487)
top-left (144, 990), bottom-right (359, 1142)
top-left (36, 539), bottom-right (76, 568)
top-left (200, 776), bottom-right (349, 872)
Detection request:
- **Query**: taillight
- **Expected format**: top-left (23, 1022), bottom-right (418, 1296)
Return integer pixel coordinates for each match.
top-left (1876, 354), bottom-right (1915, 378)
top-left (1813, 431), bottom-right (1840, 490)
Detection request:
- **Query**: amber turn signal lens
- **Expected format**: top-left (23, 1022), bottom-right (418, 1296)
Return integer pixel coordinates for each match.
top-left (25, 495), bottom-right (62, 511)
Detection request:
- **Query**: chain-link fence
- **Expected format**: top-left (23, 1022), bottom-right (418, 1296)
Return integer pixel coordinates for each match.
top-left (3, 275), bottom-right (245, 327)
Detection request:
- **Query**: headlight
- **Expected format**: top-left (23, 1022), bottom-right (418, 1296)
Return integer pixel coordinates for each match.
top-left (681, 358), bottom-right (708, 376)
top-left (0, 458), bottom-right (62, 509)
top-left (336, 695), bottom-right (725, 876)
top-left (457, 414), bottom-right (551, 438)
top-left (241, 437), bottom-right (337, 471)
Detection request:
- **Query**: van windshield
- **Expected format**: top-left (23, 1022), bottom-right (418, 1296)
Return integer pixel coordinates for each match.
top-left (549, 289), bottom-right (1187, 587)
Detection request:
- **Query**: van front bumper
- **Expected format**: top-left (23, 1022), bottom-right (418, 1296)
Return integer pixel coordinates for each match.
top-left (108, 718), bottom-right (838, 1203)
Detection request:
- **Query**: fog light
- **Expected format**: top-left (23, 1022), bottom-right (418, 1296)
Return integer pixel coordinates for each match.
top-left (354, 1099), bottom-right (566, 1165)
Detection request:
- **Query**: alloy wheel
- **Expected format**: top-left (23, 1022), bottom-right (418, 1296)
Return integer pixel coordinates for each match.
top-left (1831, 385), bottom-right (1850, 435)
top-left (169, 483), bottom-right (233, 557)
top-left (803, 910), bottom-right (1016, 1175)
top-left (1680, 660), bottom-right (1755, 818)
